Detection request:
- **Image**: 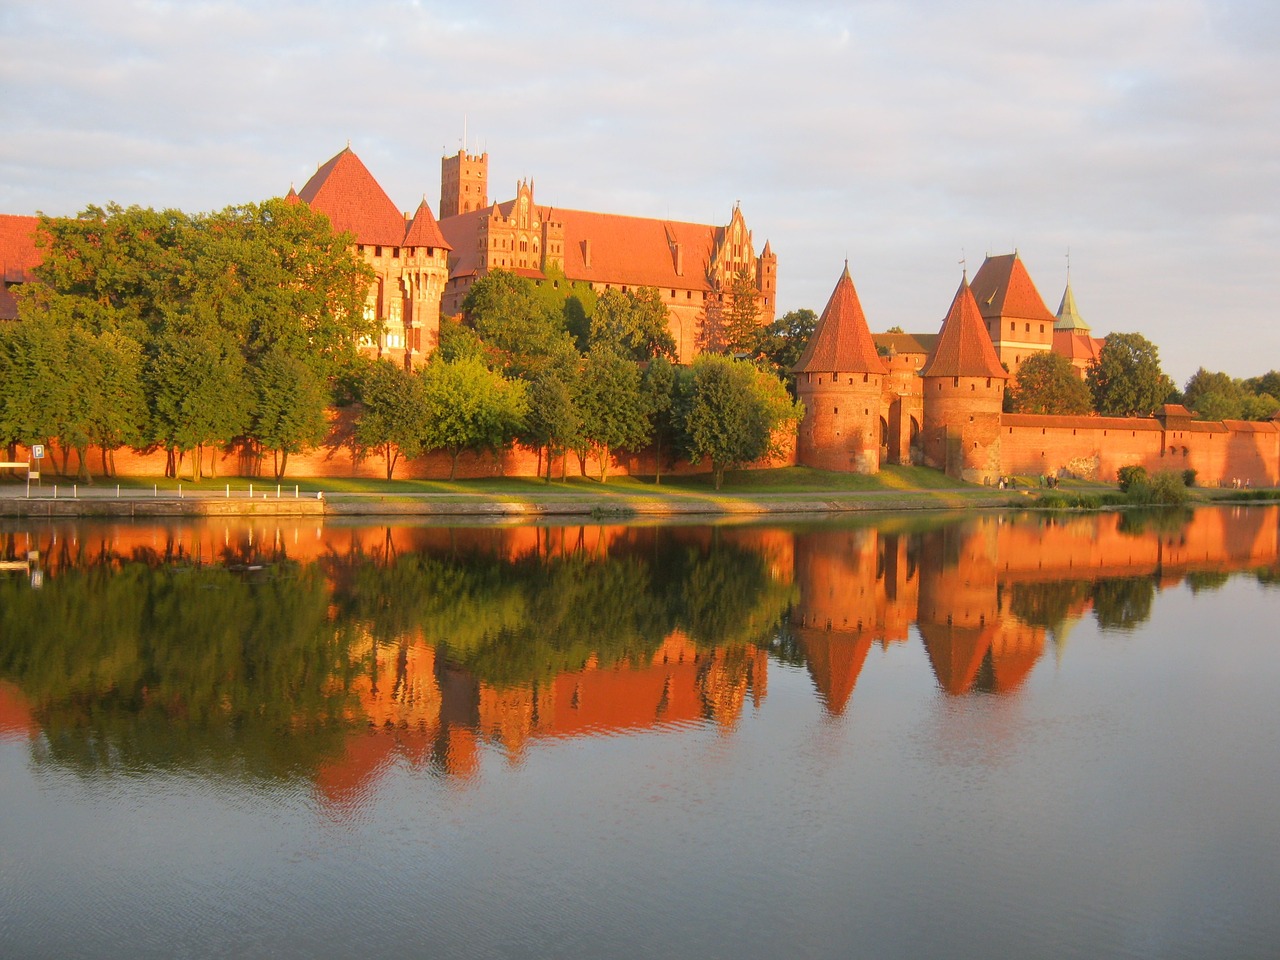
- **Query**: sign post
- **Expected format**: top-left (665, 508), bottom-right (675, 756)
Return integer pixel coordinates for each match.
top-left (27, 444), bottom-right (44, 497)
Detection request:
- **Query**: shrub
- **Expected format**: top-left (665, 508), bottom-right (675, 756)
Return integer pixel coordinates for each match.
top-left (1116, 465), bottom-right (1148, 492)
top-left (1182, 469), bottom-right (1197, 488)
top-left (1126, 469), bottom-right (1190, 505)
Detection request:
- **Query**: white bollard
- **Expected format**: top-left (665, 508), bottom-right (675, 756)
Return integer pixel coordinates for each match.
top-left (116, 485), bottom-right (120, 498)
top-left (294, 485), bottom-right (299, 498)
top-left (179, 484), bottom-right (183, 499)
top-left (225, 484), bottom-right (230, 498)
top-left (276, 484), bottom-right (281, 498)
top-left (249, 483), bottom-right (253, 498)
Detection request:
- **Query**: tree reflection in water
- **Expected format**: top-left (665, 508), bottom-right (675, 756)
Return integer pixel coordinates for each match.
top-left (1, 504), bottom-right (1278, 785)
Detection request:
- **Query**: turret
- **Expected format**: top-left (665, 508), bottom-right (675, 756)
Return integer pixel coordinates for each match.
top-left (919, 277), bottom-right (1009, 482)
top-left (792, 264), bottom-right (888, 473)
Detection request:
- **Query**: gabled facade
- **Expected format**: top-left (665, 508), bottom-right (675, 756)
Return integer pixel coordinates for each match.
top-left (437, 159), bottom-right (776, 363)
top-left (297, 147), bottom-right (451, 367)
top-left (970, 252), bottom-right (1056, 375)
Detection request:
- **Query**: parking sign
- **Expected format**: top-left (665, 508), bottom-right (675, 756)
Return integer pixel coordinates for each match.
top-left (32, 444), bottom-right (44, 460)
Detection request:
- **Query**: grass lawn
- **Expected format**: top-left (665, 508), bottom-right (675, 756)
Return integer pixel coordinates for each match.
top-left (80, 465), bottom-right (977, 499)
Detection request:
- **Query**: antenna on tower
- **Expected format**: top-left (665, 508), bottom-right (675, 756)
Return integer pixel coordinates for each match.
top-left (1066, 247), bottom-right (1072, 281)
top-left (463, 114), bottom-right (468, 154)
top-left (959, 248), bottom-right (967, 279)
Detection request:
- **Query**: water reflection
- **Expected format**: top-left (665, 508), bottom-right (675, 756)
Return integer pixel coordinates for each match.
top-left (2, 507), bottom-right (1278, 799)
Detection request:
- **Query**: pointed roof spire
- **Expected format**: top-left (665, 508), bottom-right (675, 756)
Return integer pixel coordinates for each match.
top-left (403, 197), bottom-right (452, 250)
top-left (792, 264), bottom-right (887, 375)
top-left (297, 146), bottom-right (408, 246)
top-left (1054, 282), bottom-right (1090, 331)
top-left (920, 277), bottom-right (1008, 380)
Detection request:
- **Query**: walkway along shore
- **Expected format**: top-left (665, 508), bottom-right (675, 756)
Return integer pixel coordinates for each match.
top-left (0, 482), bottom-right (1024, 520)
top-left (2, 481), bottom-right (1274, 521)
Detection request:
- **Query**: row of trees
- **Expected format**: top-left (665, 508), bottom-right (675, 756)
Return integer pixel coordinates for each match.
top-left (1, 201), bottom-right (375, 480)
top-left (1, 203), bottom-right (801, 485)
top-left (1007, 332), bottom-right (1279, 420)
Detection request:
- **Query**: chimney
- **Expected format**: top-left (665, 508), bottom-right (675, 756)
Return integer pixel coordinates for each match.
top-left (583, 238), bottom-right (592, 268)
top-left (674, 242), bottom-right (683, 277)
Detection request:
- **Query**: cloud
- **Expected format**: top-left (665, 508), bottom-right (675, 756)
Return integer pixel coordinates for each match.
top-left (1, 0), bottom-right (1277, 381)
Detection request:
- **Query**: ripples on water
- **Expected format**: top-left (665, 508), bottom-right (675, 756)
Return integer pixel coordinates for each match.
top-left (1, 507), bottom-right (1279, 959)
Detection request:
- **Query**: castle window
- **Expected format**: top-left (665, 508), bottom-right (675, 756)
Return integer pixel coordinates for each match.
top-left (863, 373), bottom-right (868, 383)
top-left (953, 377), bottom-right (959, 387)
top-left (671, 289), bottom-right (677, 297)
top-left (1010, 322), bottom-right (1015, 332)
top-left (1040, 324), bottom-right (1045, 333)
top-left (971, 383), bottom-right (975, 391)
top-left (834, 407), bottom-right (838, 414)
top-left (986, 378), bottom-right (991, 388)
top-left (375, 246), bottom-right (382, 257)
top-left (1025, 323), bottom-right (1030, 332)
top-left (392, 247), bottom-right (400, 259)
top-left (687, 291), bottom-right (692, 299)
top-left (969, 415), bottom-right (974, 422)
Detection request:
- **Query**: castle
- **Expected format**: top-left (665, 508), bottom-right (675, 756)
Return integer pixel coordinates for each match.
top-left (793, 258), bottom-right (1280, 487)
top-left (291, 146), bottom-right (777, 365)
top-left (3, 144), bottom-right (1278, 487)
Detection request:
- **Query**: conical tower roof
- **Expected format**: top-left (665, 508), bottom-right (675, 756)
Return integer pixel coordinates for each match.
top-left (1054, 282), bottom-right (1090, 331)
top-left (298, 146), bottom-right (408, 247)
top-left (792, 264), bottom-right (887, 375)
top-left (403, 197), bottom-right (451, 251)
top-left (920, 277), bottom-right (1009, 380)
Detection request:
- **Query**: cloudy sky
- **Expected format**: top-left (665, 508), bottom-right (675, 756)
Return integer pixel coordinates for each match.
top-left (3, 0), bottom-right (1277, 383)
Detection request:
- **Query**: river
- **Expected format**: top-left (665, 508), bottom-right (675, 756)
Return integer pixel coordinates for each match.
top-left (1, 507), bottom-right (1278, 959)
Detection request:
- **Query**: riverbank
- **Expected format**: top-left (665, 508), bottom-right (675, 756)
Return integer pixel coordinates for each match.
top-left (1, 468), bottom-right (1274, 520)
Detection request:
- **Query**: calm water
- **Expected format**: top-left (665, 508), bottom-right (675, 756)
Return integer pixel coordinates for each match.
top-left (1, 507), bottom-right (1278, 959)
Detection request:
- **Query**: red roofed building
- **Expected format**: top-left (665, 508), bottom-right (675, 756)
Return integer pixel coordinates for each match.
top-left (969, 252), bottom-right (1056, 376)
top-left (793, 264), bottom-right (888, 472)
top-left (437, 159), bottom-right (777, 363)
top-left (0, 214), bottom-right (43, 320)
top-left (1052, 281), bottom-right (1104, 375)
top-left (297, 147), bottom-right (451, 367)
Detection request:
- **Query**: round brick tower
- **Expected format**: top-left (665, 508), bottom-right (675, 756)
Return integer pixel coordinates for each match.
top-left (792, 264), bottom-right (888, 474)
top-left (919, 277), bottom-right (1009, 483)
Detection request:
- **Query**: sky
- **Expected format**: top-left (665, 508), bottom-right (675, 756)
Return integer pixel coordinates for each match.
top-left (2, 0), bottom-right (1277, 384)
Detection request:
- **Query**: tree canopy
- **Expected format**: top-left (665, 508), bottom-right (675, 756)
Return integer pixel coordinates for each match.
top-left (1086, 333), bottom-right (1174, 417)
top-left (420, 356), bottom-right (528, 480)
top-left (1010, 351), bottom-right (1093, 415)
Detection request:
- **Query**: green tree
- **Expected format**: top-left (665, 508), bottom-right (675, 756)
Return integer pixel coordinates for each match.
top-left (573, 345), bottom-right (649, 482)
top-left (1010, 351), bottom-right (1093, 415)
top-left (149, 329), bottom-right (252, 482)
top-left (250, 346), bottom-right (331, 479)
top-left (588, 287), bottom-right (677, 362)
top-left (461, 269), bottom-right (577, 378)
top-left (420, 356), bottom-right (528, 480)
top-left (749, 307), bottom-right (817, 387)
top-left (523, 370), bottom-right (580, 481)
top-left (1086, 332), bottom-right (1174, 417)
top-left (354, 360), bottom-right (426, 480)
top-left (678, 355), bottom-right (802, 489)
top-left (0, 313), bottom-right (73, 465)
top-left (641, 356), bottom-right (677, 484)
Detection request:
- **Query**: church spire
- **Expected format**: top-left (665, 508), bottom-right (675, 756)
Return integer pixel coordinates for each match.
top-left (1054, 282), bottom-right (1090, 331)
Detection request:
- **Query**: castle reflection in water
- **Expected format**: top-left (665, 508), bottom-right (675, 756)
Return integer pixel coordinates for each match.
top-left (1, 507), bottom-right (1277, 807)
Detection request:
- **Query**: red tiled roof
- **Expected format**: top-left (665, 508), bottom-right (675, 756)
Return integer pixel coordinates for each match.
top-left (0, 214), bottom-right (43, 284)
top-left (792, 265), bottom-right (886, 375)
top-left (403, 198), bottom-right (451, 251)
top-left (1001, 413), bottom-right (1163, 431)
top-left (439, 203), bottom-right (722, 292)
top-left (970, 253), bottom-right (1055, 324)
top-left (297, 148), bottom-right (409, 247)
top-left (1052, 328), bottom-right (1101, 362)
top-left (920, 278), bottom-right (1009, 380)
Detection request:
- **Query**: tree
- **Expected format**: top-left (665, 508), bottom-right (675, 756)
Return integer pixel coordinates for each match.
top-left (573, 345), bottom-right (649, 482)
top-left (1183, 368), bottom-right (1245, 421)
top-left (587, 287), bottom-right (677, 362)
top-left (1086, 332), bottom-right (1174, 417)
top-left (461, 269), bottom-right (577, 378)
top-left (749, 307), bottom-right (817, 388)
top-left (678, 355), bottom-right (802, 489)
top-left (523, 371), bottom-right (580, 481)
top-left (250, 347), bottom-right (331, 479)
top-left (353, 360), bottom-right (426, 480)
top-left (420, 356), bottom-right (528, 480)
top-left (641, 356), bottom-right (677, 484)
top-left (1010, 351), bottom-right (1093, 415)
top-left (149, 329), bottom-right (252, 482)
top-left (697, 270), bottom-right (762, 356)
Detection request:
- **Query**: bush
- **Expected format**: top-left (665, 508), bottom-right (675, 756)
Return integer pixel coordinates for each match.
top-left (1116, 465), bottom-right (1148, 492)
top-left (1182, 469), bottom-right (1197, 488)
top-left (1125, 469), bottom-right (1190, 505)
